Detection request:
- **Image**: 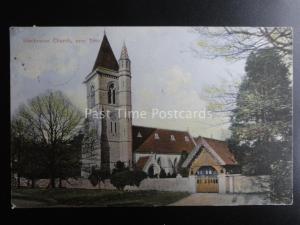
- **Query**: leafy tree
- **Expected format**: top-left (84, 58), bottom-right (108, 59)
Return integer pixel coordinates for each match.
top-left (11, 116), bottom-right (29, 187)
top-left (12, 90), bottom-right (83, 188)
top-left (230, 48), bottom-right (292, 202)
top-left (56, 132), bottom-right (84, 187)
top-left (270, 160), bottom-right (292, 204)
top-left (11, 116), bottom-right (46, 188)
top-left (194, 28), bottom-right (292, 203)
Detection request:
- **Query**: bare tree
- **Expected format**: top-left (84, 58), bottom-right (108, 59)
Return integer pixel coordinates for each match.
top-left (194, 27), bottom-right (292, 121)
top-left (192, 27), bottom-right (292, 65)
top-left (81, 117), bottom-right (101, 173)
top-left (14, 90), bottom-right (83, 188)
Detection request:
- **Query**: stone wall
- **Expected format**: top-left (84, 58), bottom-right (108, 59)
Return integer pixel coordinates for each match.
top-left (17, 177), bottom-right (196, 193)
top-left (93, 177), bottom-right (196, 193)
top-left (128, 176), bottom-right (196, 193)
top-left (15, 175), bottom-right (269, 194)
top-left (218, 174), bottom-right (270, 193)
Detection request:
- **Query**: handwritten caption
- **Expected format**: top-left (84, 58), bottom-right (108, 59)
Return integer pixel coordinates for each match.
top-left (22, 38), bottom-right (102, 44)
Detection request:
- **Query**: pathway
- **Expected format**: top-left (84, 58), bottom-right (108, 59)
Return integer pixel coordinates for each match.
top-left (169, 193), bottom-right (271, 206)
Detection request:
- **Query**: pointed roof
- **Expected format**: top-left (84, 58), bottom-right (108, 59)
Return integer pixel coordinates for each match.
top-left (194, 136), bottom-right (238, 165)
top-left (135, 156), bottom-right (150, 170)
top-left (93, 34), bottom-right (119, 71)
top-left (120, 42), bottom-right (129, 60)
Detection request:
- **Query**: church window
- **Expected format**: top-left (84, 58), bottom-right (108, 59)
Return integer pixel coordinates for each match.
top-left (90, 85), bottom-right (95, 108)
top-left (170, 135), bottom-right (175, 141)
top-left (137, 131), bottom-right (142, 138)
top-left (114, 122), bottom-right (117, 134)
top-left (108, 83), bottom-right (116, 105)
top-left (154, 133), bottom-right (159, 139)
top-left (110, 121), bottom-right (113, 133)
top-left (184, 136), bottom-right (190, 142)
top-left (112, 89), bottom-right (116, 104)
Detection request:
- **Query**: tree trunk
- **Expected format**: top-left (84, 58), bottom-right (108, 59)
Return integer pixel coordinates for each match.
top-left (59, 178), bottom-right (62, 188)
top-left (31, 179), bottom-right (35, 188)
top-left (17, 175), bottom-right (20, 188)
top-left (50, 177), bottom-right (56, 188)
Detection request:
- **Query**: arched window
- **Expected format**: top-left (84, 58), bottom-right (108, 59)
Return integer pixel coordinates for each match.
top-left (108, 83), bottom-right (116, 104)
top-left (90, 85), bottom-right (95, 108)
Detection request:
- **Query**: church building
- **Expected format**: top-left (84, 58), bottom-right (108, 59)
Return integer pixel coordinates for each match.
top-left (81, 34), bottom-right (240, 193)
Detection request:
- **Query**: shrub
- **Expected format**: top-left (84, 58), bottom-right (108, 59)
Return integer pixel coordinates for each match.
top-left (112, 161), bottom-right (128, 175)
top-left (167, 172), bottom-right (176, 178)
top-left (110, 169), bottom-right (148, 190)
top-left (148, 165), bottom-right (155, 178)
top-left (270, 160), bottom-right (292, 204)
top-left (159, 168), bottom-right (167, 178)
top-left (132, 170), bottom-right (148, 186)
top-left (178, 167), bottom-right (189, 177)
top-left (110, 170), bottom-right (132, 190)
top-left (88, 167), bottom-right (111, 187)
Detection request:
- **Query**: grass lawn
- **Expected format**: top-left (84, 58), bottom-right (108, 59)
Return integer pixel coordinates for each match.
top-left (11, 188), bottom-right (190, 207)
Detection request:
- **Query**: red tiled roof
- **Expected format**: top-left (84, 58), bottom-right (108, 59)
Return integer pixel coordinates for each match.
top-left (195, 136), bottom-right (238, 165)
top-left (132, 126), bottom-right (156, 151)
top-left (135, 156), bottom-right (150, 170)
top-left (134, 127), bottom-right (195, 154)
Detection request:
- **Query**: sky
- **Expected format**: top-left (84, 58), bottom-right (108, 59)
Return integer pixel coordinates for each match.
top-left (10, 27), bottom-right (246, 139)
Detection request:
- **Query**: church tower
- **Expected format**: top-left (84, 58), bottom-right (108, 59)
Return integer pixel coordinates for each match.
top-left (118, 42), bottom-right (133, 167)
top-left (81, 33), bottom-right (132, 177)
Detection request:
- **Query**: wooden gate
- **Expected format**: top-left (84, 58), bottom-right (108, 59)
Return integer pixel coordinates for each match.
top-left (196, 166), bottom-right (219, 193)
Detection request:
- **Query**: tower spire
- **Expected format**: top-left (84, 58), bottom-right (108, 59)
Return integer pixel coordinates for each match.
top-left (120, 41), bottom-right (129, 60)
top-left (92, 33), bottom-right (119, 71)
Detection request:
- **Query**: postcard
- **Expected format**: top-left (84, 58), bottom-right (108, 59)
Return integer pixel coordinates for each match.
top-left (10, 27), bottom-right (292, 207)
